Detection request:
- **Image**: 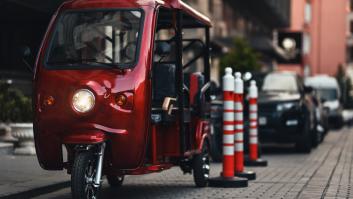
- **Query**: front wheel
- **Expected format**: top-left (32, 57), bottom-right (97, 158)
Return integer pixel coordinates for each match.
top-left (71, 152), bottom-right (100, 199)
top-left (296, 122), bottom-right (312, 153)
top-left (312, 128), bottom-right (322, 148)
top-left (192, 142), bottom-right (210, 187)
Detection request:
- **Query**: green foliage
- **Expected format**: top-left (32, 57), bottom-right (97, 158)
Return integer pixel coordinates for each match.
top-left (0, 82), bottom-right (32, 123)
top-left (220, 37), bottom-right (261, 74)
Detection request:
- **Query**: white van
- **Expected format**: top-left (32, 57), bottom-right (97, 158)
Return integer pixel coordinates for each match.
top-left (305, 75), bottom-right (343, 128)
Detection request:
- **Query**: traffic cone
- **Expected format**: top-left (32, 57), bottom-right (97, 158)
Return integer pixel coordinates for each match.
top-left (245, 80), bottom-right (268, 167)
top-left (209, 68), bottom-right (248, 188)
top-left (233, 72), bottom-right (256, 180)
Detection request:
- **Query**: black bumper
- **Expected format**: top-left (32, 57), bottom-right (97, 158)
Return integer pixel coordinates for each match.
top-left (258, 110), bottom-right (305, 143)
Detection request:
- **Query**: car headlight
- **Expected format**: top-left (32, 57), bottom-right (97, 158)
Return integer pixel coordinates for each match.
top-left (277, 102), bottom-right (297, 112)
top-left (72, 89), bottom-right (95, 113)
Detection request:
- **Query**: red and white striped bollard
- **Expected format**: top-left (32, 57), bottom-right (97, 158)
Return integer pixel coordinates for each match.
top-left (245, 80), bottom-right (268, 167)
top-left (233, 72), bottom-right (256, 180)
top-left (209, 68), bottom-right (248, 188)
top-left (222, 68), bottom-right (235, 178)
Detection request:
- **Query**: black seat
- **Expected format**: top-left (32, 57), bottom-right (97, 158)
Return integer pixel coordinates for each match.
top-left (151, 63), bottom-right (177, 124)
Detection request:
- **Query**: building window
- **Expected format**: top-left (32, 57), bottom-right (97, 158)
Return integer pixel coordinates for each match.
top-left (305, 0), bottom-right (312, 24)
top-left (303, 33), bottom-right (311, 55)
top-left (208, 0), bottom-right (213, 14)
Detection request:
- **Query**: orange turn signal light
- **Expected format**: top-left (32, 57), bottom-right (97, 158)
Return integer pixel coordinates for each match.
top-left (44, 96), bottom-right (55, 106)
top-left (116, 94), bottom-right (127, 106)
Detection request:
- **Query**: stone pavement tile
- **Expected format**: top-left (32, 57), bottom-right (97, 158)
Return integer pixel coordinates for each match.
top-left (297, 129), bottom-right (348, 199)
top-left (29, 128), bottom-right (353, 199)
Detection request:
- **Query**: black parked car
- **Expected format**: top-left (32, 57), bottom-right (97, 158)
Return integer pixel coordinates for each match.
top-left (258, 72), bottom-right (317, 153)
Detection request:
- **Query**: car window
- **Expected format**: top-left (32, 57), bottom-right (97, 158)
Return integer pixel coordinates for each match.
top-left (262, 73), bottom-right (298, 92)
top-left (317, 89), bottom-right (338, 101)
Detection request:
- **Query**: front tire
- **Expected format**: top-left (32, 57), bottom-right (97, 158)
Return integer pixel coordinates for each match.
top-left (193, 142), bottom-right (210, 187)
top-left (71, 152), bottom-right (100, 199)
top-left (311, 128), bottom-right (322, 148)
top-left (296, 122), bottom-right (312, 153)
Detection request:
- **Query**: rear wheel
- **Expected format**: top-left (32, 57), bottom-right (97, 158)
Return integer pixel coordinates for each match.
top-left (107, 175), bottom-right (124, 187)
top-left (71, 151), bottom-right (100, 199)
top-left (192, 142), bottom-right (210, 187)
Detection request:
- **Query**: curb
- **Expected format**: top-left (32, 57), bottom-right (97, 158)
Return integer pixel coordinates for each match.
top-left (0, 181), bottom-right (70, 199)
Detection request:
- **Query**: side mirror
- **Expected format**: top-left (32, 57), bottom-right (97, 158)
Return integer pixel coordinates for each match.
top-left (18, 46), bottom-right (33, 73)
top-left (155, 42), bottom-right (171, 56)
top-left (304, 86), bottom-right (313, 94)
top-left (243, 72), bottom-right (252, 82)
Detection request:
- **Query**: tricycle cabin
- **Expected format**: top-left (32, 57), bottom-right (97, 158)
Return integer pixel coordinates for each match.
top-left (33, 0), bottom-right (212, 197)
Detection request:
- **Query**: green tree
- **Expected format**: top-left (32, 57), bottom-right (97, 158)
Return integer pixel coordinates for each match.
top-left (220, 37), bottom-right (261, 74)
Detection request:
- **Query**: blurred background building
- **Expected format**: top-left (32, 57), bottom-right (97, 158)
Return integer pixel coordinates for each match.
top-left (277, 0), bottom-right (348, 77)
top-left (0, 0), bottom-right (351, 87)
top-left (0, 0), bottom-right (292, 87)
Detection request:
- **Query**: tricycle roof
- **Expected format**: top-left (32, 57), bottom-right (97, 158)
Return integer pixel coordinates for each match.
top-left (61, 0), bottom-right (211, 28)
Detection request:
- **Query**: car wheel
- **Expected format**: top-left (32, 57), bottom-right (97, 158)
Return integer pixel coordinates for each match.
top-left (193, 142), bottom-right (210, 187)
top-left (296, 122), bottom-right (312, 153)
top-left (311, 128), bottom-right (322, 148)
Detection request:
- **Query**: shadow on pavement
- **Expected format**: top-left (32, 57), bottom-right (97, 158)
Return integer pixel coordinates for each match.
top-left (261, 144), bottom-right (298, 155)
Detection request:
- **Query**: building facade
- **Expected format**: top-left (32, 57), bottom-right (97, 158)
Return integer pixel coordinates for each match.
top-left (278, 0), bottom-right (348, 76)
top-left (185, 0), bottom-right (291, 84)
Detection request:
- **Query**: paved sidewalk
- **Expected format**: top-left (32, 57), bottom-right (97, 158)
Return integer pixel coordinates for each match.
top-left (0, 155), bottom-right (69, 198)
top-left (33, 128), bottom-right (353, 199)
top-left (2, 127), bottom-right (353, 199)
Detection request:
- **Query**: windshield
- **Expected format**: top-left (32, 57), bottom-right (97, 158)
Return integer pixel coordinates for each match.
top-left (317, 88), bottom-right (338, 101)
top-left (262, 74), bottom-right (298, 92)
top-left (46, 10), bottom-right (143, 69)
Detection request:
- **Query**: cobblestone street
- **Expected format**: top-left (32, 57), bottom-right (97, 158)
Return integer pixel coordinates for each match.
top-left (28, 128), bottom-right (353, 199)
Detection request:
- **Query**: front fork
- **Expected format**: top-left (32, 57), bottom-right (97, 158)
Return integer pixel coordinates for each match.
top-left (94, 142), bottom-right (106, 187)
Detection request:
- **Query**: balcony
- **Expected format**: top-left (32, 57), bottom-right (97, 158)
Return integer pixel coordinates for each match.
top-left (225, 0), bottom-right (291, 29)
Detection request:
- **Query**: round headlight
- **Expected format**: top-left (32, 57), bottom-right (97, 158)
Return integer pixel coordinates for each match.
top-left (72, 89), bottom-right (95, 113)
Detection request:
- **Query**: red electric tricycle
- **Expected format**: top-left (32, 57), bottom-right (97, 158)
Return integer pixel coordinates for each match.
top-left (33, 0), bottom-right (213, 198)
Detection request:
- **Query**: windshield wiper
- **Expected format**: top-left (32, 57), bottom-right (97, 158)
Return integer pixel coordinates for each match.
top-left (47, 59), bottom-right (118, 68)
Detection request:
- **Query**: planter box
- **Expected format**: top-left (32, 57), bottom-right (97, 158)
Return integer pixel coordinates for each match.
top-left (10, 123), bottom-right (35, 155)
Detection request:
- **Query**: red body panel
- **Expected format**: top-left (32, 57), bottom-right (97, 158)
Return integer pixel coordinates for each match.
top-left (34, 2), bottom-right (156, 170)
top-left (33, 0), bottom-right (211, 174)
